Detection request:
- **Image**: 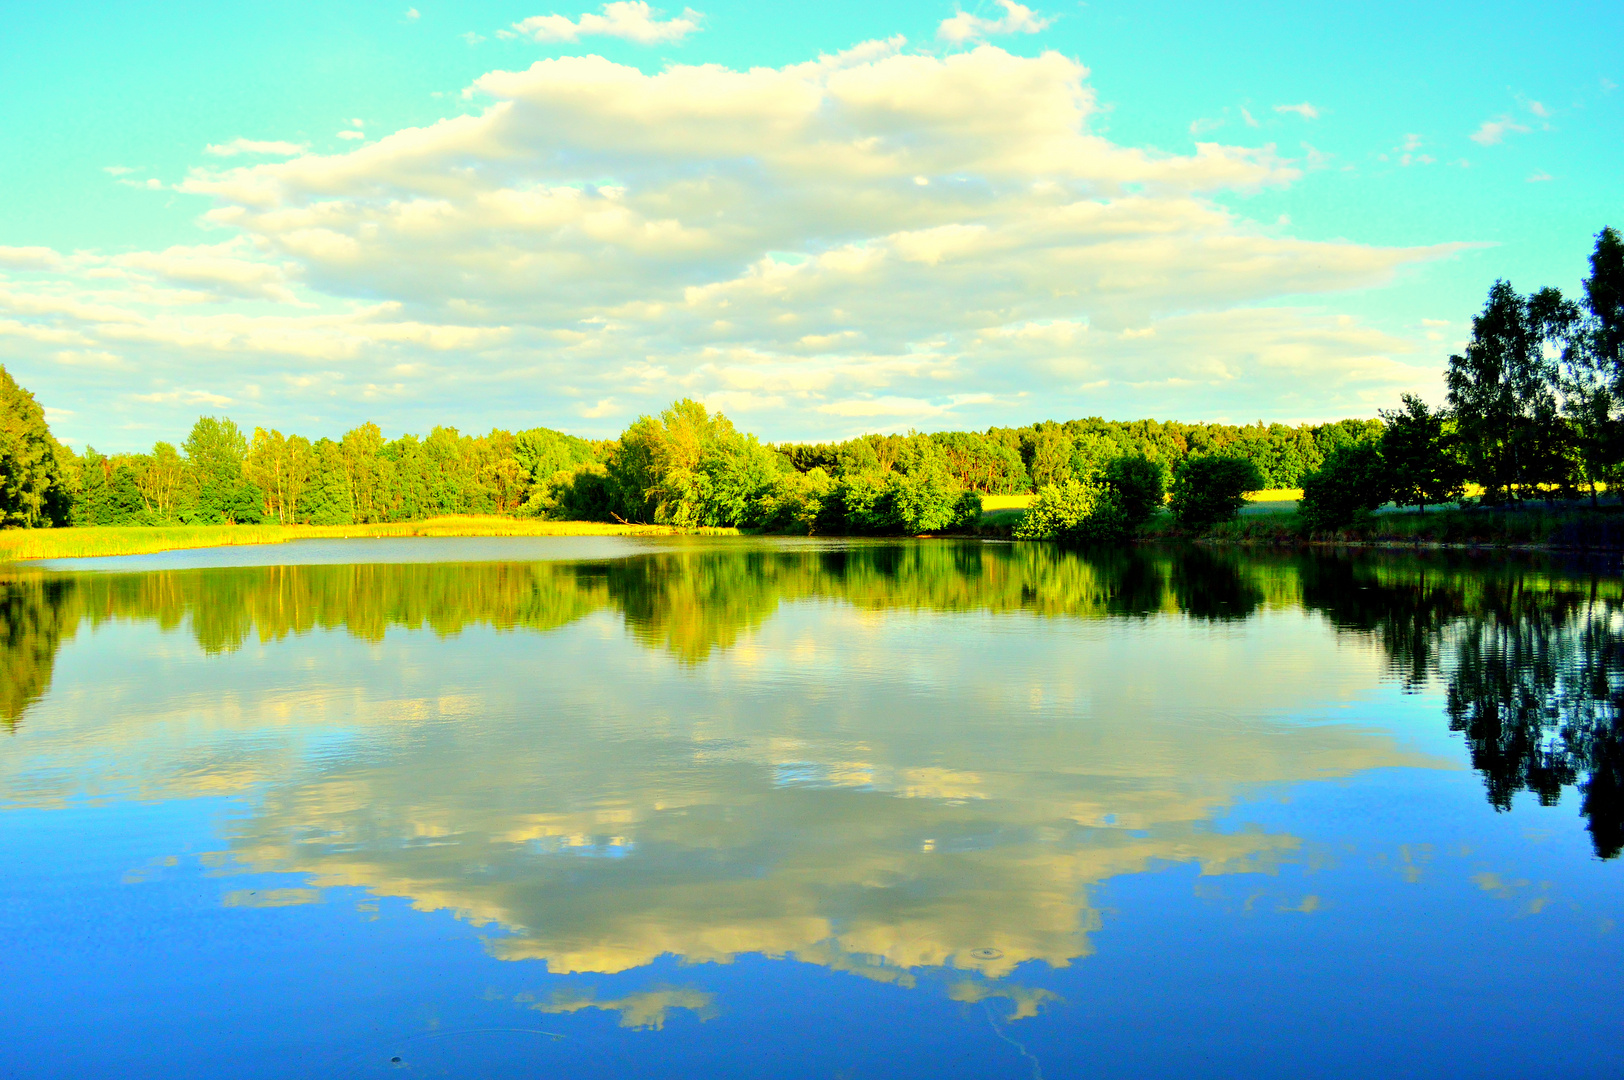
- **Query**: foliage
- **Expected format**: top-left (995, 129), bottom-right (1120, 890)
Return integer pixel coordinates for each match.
top-left (1445, 281), bottom-right (1578, 503)
top-left (1013, 478), bottom-right (1120, 540)
top-left (1299, 443), bottom-right (1391, 531)
top-left (0, 365), bottom-right (72, 528)
top-left (1169, 456), bottom-right (1264, 529)
top-left (1102, 454), bottom-right (1165, 529)
top-left (1379, 395), bottom-right (1465, 511)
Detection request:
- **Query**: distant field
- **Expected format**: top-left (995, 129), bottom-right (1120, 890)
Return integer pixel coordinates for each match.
top-left (0, 517), bottom-right (737, 562)
top-left (980, 489), bottom-right (1304, 517)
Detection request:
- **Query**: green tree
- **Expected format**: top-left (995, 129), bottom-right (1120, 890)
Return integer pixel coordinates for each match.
top-left (1380, 395), bottom-right (1465, 512)
top-left (1445, 281), bottom-right (1577, 502)
top-left (183, 416), bottom-right (262, 523)
top-left (134, 442), bottom-right (189, 522)
top-left (1299, 443), bottom-right (1391, 531)
top-left (1103, 454), bottom-right (1165, 530)
top-left (70, 447), bottom-right (113, 526)
top-left (340, 422), bottom-right (392, 523)
top-left (0, 366), bottom-right (72, 528)
top-left (1559, 227), bottom-right (1624, 500)
top-left (244, 428), bottom-right (313, 524)
top-left (1169, 456), bottom-right (1264, 529)
top-left (300, 439), bottom-right (355, 524)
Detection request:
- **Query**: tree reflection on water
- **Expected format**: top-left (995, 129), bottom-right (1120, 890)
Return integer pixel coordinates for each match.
top-left (3, 541), bottom-right (1620, 856)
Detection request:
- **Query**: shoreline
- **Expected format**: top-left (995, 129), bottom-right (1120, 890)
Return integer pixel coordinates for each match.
top-left (7, 514), bottom-right (1621, 565)
top-left (0, 518), bottom-right (740, 563)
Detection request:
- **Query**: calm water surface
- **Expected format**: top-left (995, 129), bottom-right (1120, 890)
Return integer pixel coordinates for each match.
top-left (3, 538), bottom-right (1621, 1079)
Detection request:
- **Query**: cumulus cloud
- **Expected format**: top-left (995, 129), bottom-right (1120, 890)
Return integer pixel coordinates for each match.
top-left (205, 138), bottom-right (309, 157)
top-left (513, 2), bottom-right (701, 44)
top-left (1273, 102), bottom-right (1319, 120)
top-left (4, 38), bottom-right (1460, 446)
top-left (938, 1), bottom-right (1051, 44)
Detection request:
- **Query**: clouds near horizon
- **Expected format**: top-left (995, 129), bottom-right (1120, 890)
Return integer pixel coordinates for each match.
top-left (0, 36), bottom-right (1459, 447)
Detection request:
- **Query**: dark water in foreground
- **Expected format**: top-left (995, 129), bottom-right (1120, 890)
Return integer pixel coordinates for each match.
top-left (3, 537), bottom-right (1622, 1079)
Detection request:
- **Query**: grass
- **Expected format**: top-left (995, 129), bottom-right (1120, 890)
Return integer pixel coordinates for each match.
top-left (1186, 503), bottom-right (1624, 550)
top-left (0, 517), bottom-right (740, 562)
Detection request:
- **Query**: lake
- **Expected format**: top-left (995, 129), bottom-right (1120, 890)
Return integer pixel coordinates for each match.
top-left (2, 537), bottom-right (1621, 1079)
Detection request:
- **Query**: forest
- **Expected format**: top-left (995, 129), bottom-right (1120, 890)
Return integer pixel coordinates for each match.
top-left (0, 227), bottom-right (1617, 539)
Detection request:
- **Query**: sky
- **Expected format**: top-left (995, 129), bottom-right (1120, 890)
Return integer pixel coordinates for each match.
top-left (0, 0), bottom-right (1619, 450)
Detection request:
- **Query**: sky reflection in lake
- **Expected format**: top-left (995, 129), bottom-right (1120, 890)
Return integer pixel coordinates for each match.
top-left (2, 539), bottom-right (1621, 1079)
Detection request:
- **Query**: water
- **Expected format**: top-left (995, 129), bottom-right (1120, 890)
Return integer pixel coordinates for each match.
top-left (2, 538), bottom-right (1620, 1079)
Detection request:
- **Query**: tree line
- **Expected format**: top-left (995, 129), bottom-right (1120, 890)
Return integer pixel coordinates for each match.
top-left (2, 226), bottom-right (1615, 536)
top-left (1299, 227), bottom-right (1624, 529)
top-left (2, 370), bottom-right (1379, 534)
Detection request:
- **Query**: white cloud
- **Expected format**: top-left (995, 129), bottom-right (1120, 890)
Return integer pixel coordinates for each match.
top-left (513, 2), bottom-right (701, 44)
top-left (205, 138), bottom-right (309, 157)
top-left (132, 388), bottom-right (236, 407)
top-left (1274, 102), bottom-right (1319, 120)
top-left (406, 7), bottom-right (420, 19)
top-left (103, 165), bottom-right (137, 176)
top-left (1526, 170), bottom-right (1553, 183)
top-left (1392, 134), bottom-right (1433, 167)
top-left (0, 246), bottom-right (65, 270)
top-left (4, 38), bottom-right (1462, 444)
top-left (938, 1), bottom-right (1052, 44)
top-left (112, 240), bottom-right (305, 304)
top-left (1470, 114), bottom-right (1529, 145)
top-left (336, 130), bottom-right (366, 140)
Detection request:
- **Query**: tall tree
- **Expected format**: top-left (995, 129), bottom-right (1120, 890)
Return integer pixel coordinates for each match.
top-left (244, 428), bottom-right (312, 524)
top-left (136, 442), bottom-right (189, 521)
top-left (0, 365), bottom-right (72, 528)
top-left (183, 416), bottom-right (261, 523)
top-left (1445, 281), bottom-right (1576, 502)
top-left (1559, 227), bottom-right (1624, 499)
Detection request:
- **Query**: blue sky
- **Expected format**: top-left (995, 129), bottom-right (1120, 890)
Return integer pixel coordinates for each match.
top-left (0, 0), bottom-right (1618, 450)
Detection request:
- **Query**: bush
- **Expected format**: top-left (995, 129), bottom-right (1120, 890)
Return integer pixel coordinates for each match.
top-left (1014, 478), bottom-right (1123, 540)
top-left (1299, 443), bottom-right (1391, 531)
top-left (1103, 454), bottom-right (1165, 529)
top-left (1169, 456), bottom-right (1264, 529)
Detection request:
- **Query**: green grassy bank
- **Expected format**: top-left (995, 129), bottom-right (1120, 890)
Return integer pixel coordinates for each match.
top-left (0, 517), bottom-right (739, 562)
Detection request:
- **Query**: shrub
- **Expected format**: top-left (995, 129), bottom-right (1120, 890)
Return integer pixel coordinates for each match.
top-left (1014, 477), bottom-right (1123, 540)
top-left (1169, 456), bottom-right (1264, 529)
top-left (1299, 443), bottom-right (1391, 531)
top-left (1103, 454), bottom-right (1165, 529)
